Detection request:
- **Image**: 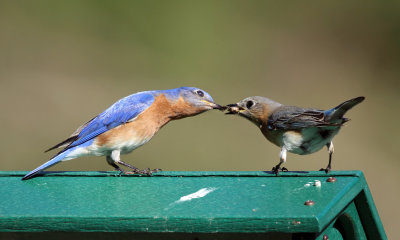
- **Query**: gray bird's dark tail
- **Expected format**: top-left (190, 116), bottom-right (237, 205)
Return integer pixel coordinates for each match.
top-left (325, 96), bottom-right (365, 122)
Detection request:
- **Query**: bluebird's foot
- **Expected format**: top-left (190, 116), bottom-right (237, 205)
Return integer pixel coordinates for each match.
top-left (124, 169), bottom-right (143, 175)
top-left (112, 166), bottom-right (126, 177)
top-left (143, 168), bottom-right (162, 175)
top-left (272, 166), bottom-right (288, 176)
top-left (126, 168), bottom-right (162, 176)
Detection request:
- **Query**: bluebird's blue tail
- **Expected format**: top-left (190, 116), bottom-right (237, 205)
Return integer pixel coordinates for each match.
top-left (22, 149), bottom-right (73, 180)
top-left (325, 96), bottom-right (365, 122)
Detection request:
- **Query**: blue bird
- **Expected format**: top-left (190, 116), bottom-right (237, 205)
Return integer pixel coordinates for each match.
top-left (225, 96), bottom-right (365, 175)
top-left (23, 87), bottom-right (222, 180)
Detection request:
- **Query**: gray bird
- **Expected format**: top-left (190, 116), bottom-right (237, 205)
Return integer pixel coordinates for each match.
top-left (225, 96), bottom-right (365, 175)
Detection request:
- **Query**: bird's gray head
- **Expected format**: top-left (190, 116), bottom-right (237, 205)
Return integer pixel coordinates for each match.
top-left (225, 96), bottom-right (282, 126)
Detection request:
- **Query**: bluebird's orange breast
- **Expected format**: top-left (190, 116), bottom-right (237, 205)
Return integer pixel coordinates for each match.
top-left (94, 94), bottom-right (174, 153)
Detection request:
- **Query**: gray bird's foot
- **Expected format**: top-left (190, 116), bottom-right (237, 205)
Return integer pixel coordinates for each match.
top-left (319, 167), bottom-right (331, 174)
top-left (272, 166), bottom-right (289, 176)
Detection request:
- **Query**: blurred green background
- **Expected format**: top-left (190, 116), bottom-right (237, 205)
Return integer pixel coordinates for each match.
top-left (1, 0), bottom-right (399, 238)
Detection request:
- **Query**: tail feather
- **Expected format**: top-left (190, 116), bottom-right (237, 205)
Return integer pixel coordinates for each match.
top-left (325, 96), bottom-right (365, 121)
top-left (22, 149), bottom-right (72, 180)
top-left (44, 136), bottom-right (77, 153)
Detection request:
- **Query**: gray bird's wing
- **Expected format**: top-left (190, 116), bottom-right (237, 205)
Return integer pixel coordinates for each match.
top-left (268, 106), bottom-right (339, 130)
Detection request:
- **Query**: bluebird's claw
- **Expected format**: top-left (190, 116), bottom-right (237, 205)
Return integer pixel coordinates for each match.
top-left (144, 168), bottom-right (162, 175)
top-left (124, 169), bottom-right (144, 175)
top-left (125, 168), bottom-right (162, 176)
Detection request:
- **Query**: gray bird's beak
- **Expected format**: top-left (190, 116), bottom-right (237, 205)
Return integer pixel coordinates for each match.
top-left (224, 103), bottom-right (244, 114)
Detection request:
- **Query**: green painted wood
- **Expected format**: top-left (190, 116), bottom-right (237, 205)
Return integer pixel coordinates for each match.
top-left (0, 171), bottom-right (386, 238)
top-left (0, 232), bottom-right (293, 240)
top-left (336, 201), bottom-right (367, 239)
top-left (317, 228), bottom-right (343, 240)
top-left (318, 200), bottom-right (367, 240)
top-left (354, 176), bottom-right (387, 240)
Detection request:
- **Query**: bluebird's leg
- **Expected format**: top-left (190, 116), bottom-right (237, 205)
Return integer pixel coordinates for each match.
top-left (120, 161), bottom-right (161, 175)
top-left (133, 167), bottom-right (162, 175)
top-left (106, 150), bottom-right (127, 175)
top-left (320, 141), bottom-right (334, 173)
top-left (108, 150), bottom-right (144, 174)
top-left (118, 159), bottom-right (161, 175)
top-left (108, 150), bottom-right (161, 176)
top-left (106, 155), bottom-right (125, 174)
top-left (272, 147), bottom-right (288, 176)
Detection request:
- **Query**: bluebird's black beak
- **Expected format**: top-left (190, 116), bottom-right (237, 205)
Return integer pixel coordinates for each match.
top-left (213, 103), bottom-right (225, 110)
top-left (200, 100), bottom-right (225, 110)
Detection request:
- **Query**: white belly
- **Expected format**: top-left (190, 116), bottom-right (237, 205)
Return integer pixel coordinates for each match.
top-left (282, 127), bottom-right (339, 155)
top-left (63, 132), bottom-right (153, 161)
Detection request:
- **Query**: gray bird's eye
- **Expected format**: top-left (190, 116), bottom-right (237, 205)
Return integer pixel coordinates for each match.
top-left (196, 90), bottom-right (204, 97)
top-left (246, 100), bottom-right (254, 109)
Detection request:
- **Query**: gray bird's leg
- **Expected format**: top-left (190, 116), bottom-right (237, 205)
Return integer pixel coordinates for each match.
top-left (320, 141), bottom-right (334, 173)
top-left (272, 147), bottom-right (288, 176)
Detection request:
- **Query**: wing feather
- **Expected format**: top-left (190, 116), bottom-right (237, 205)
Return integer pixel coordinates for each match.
top-left (268, 106), bottom-right (340, 130)
top-left (46, 92), bottom-right (155, 153)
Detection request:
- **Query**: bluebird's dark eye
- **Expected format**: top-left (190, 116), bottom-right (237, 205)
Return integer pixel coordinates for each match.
top-left (246, 100), bottom-right (254, 109)
top-left (196, 90), bottom-right (204, 97)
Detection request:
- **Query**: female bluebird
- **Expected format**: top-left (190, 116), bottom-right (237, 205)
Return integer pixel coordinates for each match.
top-left (225, 96), bottom-right (365, 175)
top-left (23, 87), bottom-right (222, 180)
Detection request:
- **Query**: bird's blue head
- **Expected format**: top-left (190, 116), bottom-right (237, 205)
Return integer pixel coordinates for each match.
top-left (177, 87), bottom-right (222, 110)
top-left (159, 87), bottom-right (223, 119)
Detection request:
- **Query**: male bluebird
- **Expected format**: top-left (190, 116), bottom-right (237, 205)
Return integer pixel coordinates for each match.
top-left (225, 96), bottom-right (365, 175)
top-left (23, 87), bottom-right (222, 180)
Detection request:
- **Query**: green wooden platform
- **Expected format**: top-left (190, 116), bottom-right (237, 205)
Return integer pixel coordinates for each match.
top-left (0, 171), bottom-right (386, 239)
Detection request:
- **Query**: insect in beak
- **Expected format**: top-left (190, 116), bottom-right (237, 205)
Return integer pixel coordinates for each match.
top-left (224, 104), bottom-right (244, 114)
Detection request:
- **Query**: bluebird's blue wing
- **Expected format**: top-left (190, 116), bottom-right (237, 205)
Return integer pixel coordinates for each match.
top-left (47, 92), bottom-right (155, 153)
